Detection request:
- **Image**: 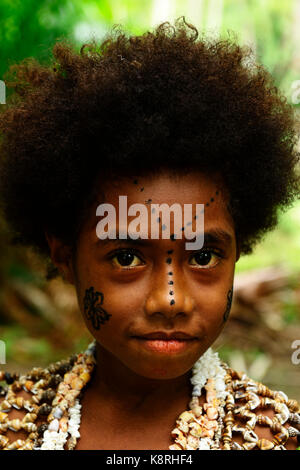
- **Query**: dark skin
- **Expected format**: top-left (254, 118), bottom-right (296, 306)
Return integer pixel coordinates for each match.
top-left (44, 170), bottom-right (298, 450)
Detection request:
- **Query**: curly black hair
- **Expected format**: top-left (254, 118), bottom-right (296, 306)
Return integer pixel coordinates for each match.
top-left (0, 17), bottom-right (299, 278)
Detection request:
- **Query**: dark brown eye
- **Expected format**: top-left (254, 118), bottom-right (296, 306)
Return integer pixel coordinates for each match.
top-left (111, 251), bottom-right (143, 268)
top-left (194, 252), bottom-right (211, 265)
top-left (189, 250), bottom-right (220, 269)
top-left (116, 252), bottom-right (134, 266)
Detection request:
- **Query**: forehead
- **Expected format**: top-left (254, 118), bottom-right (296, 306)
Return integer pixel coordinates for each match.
top-left (105, 170), bottom-right (224, 202)
top-left (86, 169), bottom-right (235, 235)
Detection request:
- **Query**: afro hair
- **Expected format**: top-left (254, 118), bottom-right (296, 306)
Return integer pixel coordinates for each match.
top-left (0, 17), bottom-right (299, 278)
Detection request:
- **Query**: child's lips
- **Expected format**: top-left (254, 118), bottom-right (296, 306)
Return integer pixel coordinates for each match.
top-left (132, 331), bottom-right (198, 340)
top-left (135, 338), bottom-right (197, 353)
top-left (131, 332), bottom-right (198, 353)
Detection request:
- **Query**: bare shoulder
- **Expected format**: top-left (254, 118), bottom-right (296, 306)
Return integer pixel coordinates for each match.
top-left (224, 365), bottom-right (300, 450)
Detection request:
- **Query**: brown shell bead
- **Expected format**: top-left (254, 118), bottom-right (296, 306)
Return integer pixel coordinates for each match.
top-left (242, 442), bottom-right (257, 450)
top-left (38, 403), bottom-right (52, 416)
top-left (257, 384), bottom-right (272, 397)
top-left (20, 441), bottom-right (35, 450)
top-left (224, 411), bottom-right (234, 426)
top-left (257, 414), bottom-right (272, 427)
top-left (24, 380), bottom-right (34, 391)
top-left (0, 399), bottom-right (11, 411)
top-left (0, 434), bottom-right (9, 449)
top-left (0, 411), bottom-right (8, 423)
top-left (41, 390), bottom-right (56, 404)
top-left (8, 418), bottom-right (22, 432)
top-left (256, 439), bottom-right (275, 450)
top-left (287, 399), bottom-right (300, 412)
top-left (270, 421), bottom-right (283, 433)
top-left (0, 423), bottom-right (8, 433)
top-left (272, 428), bottom-right (289, 446)
top-left (7, 439), bottom-right (28, 450)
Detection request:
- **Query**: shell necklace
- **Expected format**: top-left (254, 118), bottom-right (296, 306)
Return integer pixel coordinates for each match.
top-left (37, 343), bottom-right (227, 450)
top-left (1, 342), bottom-right (299, 450)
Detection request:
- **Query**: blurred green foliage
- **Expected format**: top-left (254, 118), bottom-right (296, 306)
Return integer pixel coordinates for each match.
top-left (1, 0), bottom-right (300, 93)
top-left (236, 201), bottom-right (300, 273)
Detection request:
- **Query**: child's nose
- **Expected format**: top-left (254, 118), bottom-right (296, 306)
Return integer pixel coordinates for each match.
top-left (144, 269), bottom-right (195, 319)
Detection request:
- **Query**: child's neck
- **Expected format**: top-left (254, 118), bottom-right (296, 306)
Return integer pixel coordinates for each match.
top-left (88, 342), bottom-right (193, 415)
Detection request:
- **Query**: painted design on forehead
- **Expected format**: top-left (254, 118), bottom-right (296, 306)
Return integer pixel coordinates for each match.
top-left (204, 189), bottom-right (219, 208)
top-left (83, 286), bottom-right (112, 330)
top-left (179, 189), bottom-right (220, 234)
top-left (223, 287), bottom-right (233, 323)
top-left (132, 178), bottom-right (144, 192)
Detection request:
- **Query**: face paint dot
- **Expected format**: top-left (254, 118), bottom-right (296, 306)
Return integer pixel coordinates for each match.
top-left (168, 280), bottom-right (174, 285)
top-left (206, 203), bottom-right (210, 207)
top-left (194, 215), bottom-right (198, 219)
top-left (168, 272), bottom-right (173, 275)
top-left (170, 234), bottom-right (176, 241)
top-left (181, 226), bottom-right (185, 231)
top-left (170, 299), bottom-right (175, 306)
top-left (166, 258), bottom-right (172, 264)
top-left (169, 291), bottom-right (174, 295)
top-left (210, 197), bottom-right (214, 202)
top-left (167, 250), bottom-right (173, 254)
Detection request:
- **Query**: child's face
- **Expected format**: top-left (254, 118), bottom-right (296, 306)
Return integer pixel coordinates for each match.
top-left (51, 170), bottom-right (239, 380)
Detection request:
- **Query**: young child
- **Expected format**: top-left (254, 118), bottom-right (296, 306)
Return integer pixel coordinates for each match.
top-left (0, 17), bottom-right (299, 450)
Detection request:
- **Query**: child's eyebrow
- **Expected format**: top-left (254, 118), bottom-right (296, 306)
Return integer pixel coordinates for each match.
top-left (96, 228), bottom-right (233, 248)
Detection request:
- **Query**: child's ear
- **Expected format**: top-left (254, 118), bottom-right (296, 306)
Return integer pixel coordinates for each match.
top-left (45, 232), bottom-right (75, 285)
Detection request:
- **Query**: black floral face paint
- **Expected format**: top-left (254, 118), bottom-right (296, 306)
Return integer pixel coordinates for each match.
top-left (83, 286), bottom-right (112, 330)
top-left (223, 287), bottom-right (233, 322)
